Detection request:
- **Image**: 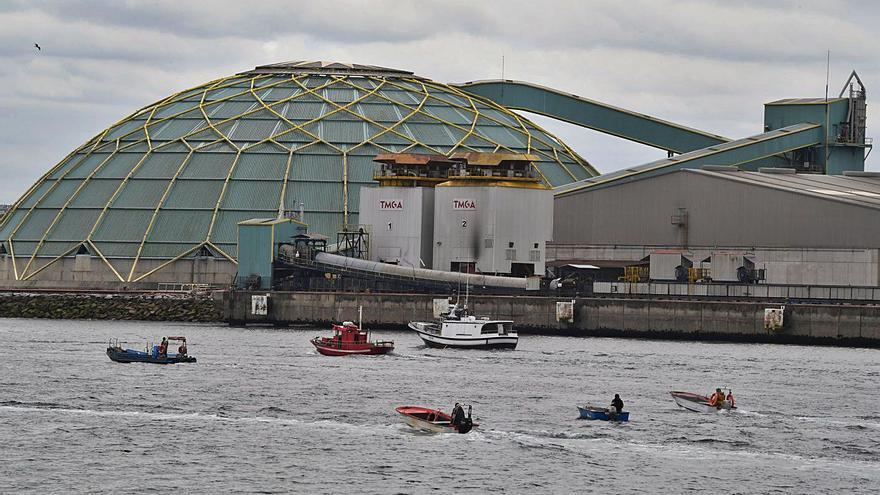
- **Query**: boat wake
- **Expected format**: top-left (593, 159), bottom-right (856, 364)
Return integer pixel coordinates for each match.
top-left (0, 404), bottom-right (300, 425)
top-left (257, 405), bottom-right (290, 415)
top-left (389, 352), bottom-right (442, 361)
top-left (458, 425), bottom-right (880, 473)
top-left (0, 403), bottom-right (399, 435)
top-left (623, 437), bottom-right (880, 471)
top-left (729, 408), bottom-right (766, 417)
top-left (469, 429), bottom-right (616, 465)
top-left (794, 415), bottom-right (880, 430)
top-left (670, 436), bottom-right (752, 448)
top-left (507, 428), bottom-right (611, 441)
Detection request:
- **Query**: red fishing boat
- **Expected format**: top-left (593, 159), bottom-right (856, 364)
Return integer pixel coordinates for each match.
top-left (311, 310), bottom-right (394, 356)
top-left (396, 405), bottom-right (476, 434)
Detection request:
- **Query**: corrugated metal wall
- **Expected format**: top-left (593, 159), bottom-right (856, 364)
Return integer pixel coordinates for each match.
top-left (554, 169), bottom-right (880, 249)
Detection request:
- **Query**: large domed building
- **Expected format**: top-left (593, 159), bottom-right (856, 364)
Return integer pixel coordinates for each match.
top-left (0, 61), bottom-right (595, 285)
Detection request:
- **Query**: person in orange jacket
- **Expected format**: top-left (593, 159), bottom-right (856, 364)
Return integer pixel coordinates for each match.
top-left (708, 388), bottom-right (726, 407)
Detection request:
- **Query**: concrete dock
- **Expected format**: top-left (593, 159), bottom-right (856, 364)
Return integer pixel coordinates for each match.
top-left (221, 291), bottom-right (880, 348)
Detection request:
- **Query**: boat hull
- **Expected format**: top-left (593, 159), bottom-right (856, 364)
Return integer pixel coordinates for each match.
top-left (395, 406), bottom-right (476, 434)
top-left (577, 405), bottom-right (629, 422)
top-left (310, 338), bottom-right (394, 356)
top-left (106, 347), bottom-right (196, 364)
top-left (408, 322), bottom-right (518, 349)
top-left (670, 391), bottom-right (735, 413)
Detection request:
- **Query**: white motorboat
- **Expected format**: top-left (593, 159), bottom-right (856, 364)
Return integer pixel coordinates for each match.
top-left (670, 391), bottom-right (736, 413)
top-left (408, 302), bottom-right (517, 349)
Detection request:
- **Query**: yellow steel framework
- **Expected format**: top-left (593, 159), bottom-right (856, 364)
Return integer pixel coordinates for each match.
top-left (0, 62), bottom-right (595, 283)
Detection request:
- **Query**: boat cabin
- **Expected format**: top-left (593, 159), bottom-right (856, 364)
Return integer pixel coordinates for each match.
top-left (436, 318), bottom-right (512, 336)
top-left (332, 322), bottom-right (368, 343)
top-left (435, 304), bottom-right (512, 335)
top-left (311, 319), bottom-right (395, 356)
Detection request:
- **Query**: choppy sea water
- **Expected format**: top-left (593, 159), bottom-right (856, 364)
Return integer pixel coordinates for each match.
top-left (0, 318), bottom-right (878, 494)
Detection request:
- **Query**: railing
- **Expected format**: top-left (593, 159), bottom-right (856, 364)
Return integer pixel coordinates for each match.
top-left (156, 283), bottom-right (212, 293)
top-left (595, 281), bottom-right (880, 302)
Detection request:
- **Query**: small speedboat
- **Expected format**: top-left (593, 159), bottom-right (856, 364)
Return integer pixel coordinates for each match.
top-left (670, 391), bottom-right (735, 413)
top-left (311, 321), bottom-right (394, 356)
top-left (577, 405), bottom-right (629, 422)
top-left (408, 301), bottom-right (517, 350)
top-left (396, 405), bottom-right (477, 434)
top-left (107, 337), bottom-right (196, 364)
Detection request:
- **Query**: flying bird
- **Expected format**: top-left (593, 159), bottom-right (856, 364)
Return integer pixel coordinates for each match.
top-left (34, 43), bottom-right (41, 51)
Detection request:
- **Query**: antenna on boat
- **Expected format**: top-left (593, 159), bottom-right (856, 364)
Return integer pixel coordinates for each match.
top-left (455, 261), bottom-right (462, 308)
top-left (359, 305), bottom-right (363, 337)
top-left (464, 270), bottom-right (469, 311)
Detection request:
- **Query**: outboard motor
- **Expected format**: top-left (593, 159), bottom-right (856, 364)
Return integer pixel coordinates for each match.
top-left (457, 405), bottom-right (474, 434)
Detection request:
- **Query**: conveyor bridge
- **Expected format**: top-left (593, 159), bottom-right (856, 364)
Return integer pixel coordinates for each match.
top-left (454, 79), bottom-right (729, 154)
top-left (455, 79), bottom-right (856, 195)
top-left (555, 123), bottom-right (822, 195)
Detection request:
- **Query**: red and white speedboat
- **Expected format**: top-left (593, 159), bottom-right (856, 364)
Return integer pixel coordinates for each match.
top-left (396, 405), bottom-right (476, 434)
top-left (670, 391), bottom-right (736, 413)
top-left (311, 320), bottom-right (394, 356)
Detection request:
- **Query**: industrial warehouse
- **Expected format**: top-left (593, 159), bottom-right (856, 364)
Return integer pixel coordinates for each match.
top-left (0, 61), bottom-right (876, 344)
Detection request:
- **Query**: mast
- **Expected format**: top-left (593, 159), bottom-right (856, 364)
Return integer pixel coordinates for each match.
top-left (465, 270), bottom-right (469, 311)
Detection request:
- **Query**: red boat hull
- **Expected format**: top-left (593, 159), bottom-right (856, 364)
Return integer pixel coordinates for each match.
top-left (311, 338), bottom-right (394, 356)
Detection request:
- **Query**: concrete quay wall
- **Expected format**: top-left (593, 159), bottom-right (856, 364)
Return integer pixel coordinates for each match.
top-left (223, 291), bottom-right (880, 348)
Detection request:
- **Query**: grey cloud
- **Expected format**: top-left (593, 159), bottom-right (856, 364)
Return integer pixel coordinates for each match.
top-left (0, 0), bottom-right (877, 204)
top-left (9, 0), bottom-right (876, 65)
top-left (10, 0), bottom-right (437, 44)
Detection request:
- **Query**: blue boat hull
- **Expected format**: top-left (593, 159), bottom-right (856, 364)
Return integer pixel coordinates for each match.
top-left (578, 406), bottom-right (629, 422)
top-left (107, 347), bottom-right (196, 364)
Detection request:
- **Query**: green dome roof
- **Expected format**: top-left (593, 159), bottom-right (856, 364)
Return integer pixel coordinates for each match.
top-left (0, 61), bottom-right (595, 282)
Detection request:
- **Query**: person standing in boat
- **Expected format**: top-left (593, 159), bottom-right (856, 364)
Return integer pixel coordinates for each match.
top-left (451, 403), bottom-right (464, 427)
top-left (726, 389), bottom-right (735, 407)
top-left (610, 394), bottom-right (624, 414)
top-left (158, 337), bottom-right (168, 358)
top-left (178, 341), bottom-right (187, 357)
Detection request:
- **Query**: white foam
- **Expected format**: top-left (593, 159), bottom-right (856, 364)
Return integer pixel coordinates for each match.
top-left (0, 405), bottom-right (397, 434)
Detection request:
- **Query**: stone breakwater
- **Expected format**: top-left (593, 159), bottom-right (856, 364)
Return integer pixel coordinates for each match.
top-left (0, 292), bottom-right (222, 322)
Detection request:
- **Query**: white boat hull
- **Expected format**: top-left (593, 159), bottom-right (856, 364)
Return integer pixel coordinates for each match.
top-left (672, 394), bottom-right (734, 413)
top-left (408, 322), bottom-right (518, 349)
top-left (402, 415), bottom-right (451, 433)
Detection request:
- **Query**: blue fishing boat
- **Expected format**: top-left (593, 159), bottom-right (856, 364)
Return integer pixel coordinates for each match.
top-left (577, 405), bottom-right (629, 422)
top-left (107, 337), bottom-right (196, 364)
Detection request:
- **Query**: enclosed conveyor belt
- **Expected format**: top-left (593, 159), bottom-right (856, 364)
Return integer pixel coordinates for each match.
top-left (289, 249), bottom-right (528, 290)
top-left (453, 79), bottom-right (729, 154)
top-left (555, 122), bottom-right (823, 196)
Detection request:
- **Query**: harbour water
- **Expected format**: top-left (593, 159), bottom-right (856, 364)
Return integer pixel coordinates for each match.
top-left (1, 318), bottom-right (878, 494)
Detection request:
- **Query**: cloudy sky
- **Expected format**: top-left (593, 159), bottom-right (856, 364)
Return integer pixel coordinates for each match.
top-left (0, 0), bottom-right (877, 203)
